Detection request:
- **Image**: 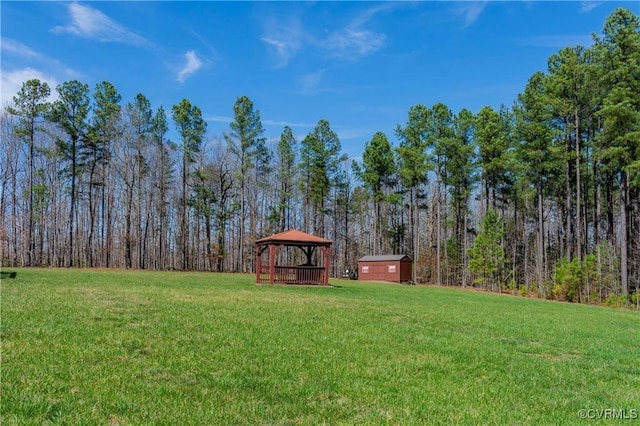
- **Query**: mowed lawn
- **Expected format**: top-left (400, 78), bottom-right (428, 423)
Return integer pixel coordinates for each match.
top-left (1, 269), bottom-right (638, 424)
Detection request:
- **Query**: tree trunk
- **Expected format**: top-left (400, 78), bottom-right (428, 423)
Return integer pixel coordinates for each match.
top-left (536, 181), bottom-right (544, 291)
top-left (68, 140), bottom-right (77, 268)
top-left (565, 135), bottom-right (573, 260)
top-left (620, 171), bottom-right (628, 296)
top-left (575, 112), bottom-right (581, 261)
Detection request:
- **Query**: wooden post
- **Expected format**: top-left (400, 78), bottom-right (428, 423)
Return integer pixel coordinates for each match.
top-left (255, 244), bottom-right (262, 283)
top-left (323, 246), bottom-right (331, 286)
top-left (269, 243), bottom-right (276, 284)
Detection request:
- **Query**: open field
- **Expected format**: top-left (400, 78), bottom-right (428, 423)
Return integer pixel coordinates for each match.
top-left (1, 269), bottom-right (639, 424)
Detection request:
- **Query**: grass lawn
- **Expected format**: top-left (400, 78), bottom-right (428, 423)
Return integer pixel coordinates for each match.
top-left (1, 269), bottom-right (639, 424)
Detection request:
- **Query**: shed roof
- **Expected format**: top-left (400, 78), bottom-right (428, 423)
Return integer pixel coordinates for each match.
top-left (255, 229), bottom-right (332, 245)
top-left (359, 255), bottom-right (412, 262)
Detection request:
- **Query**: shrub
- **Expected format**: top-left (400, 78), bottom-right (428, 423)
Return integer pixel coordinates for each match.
top-left (631, 292), bottom-right (639, 310)
top-left (604, 293), bottom-right (628, 308)
top-left (553, 257), bottom-right (584, 302)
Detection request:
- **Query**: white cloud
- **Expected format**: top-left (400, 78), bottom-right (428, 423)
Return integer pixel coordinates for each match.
top-left (261, 4), bottom-right (391, 68)
top-left (298, 70), bottom-right (325, 95)
top-left (1, 68), bottom-right (59, 108)
top-left (1, 37), bottom-right (80, 83)
top-left (262, 36), bottom-right (301, 68)
top-left (51, 2), bottom-right (150, 46)
top-left (579, 1), bottom-right (602, 14)
top-left (323, 5), bottom-right (389, 60)
top-left (206, 115), bottom-right (233, 124)
top-left (176, 51), bottom-right (203, 83)
top-left (262, 119), bottom-right (316, 128)
top-left (351, 3), bottom-right (397, 29)
top-left (325, 29), bottom-right (386, 59)
top-left (260, 16), bottom-right (305, 68)
top-left (1, 37), bottom-right (40, 59)
top-left (515, 35), bottom-right (594, 48)
top-left (455, 1), bottom-right (488, 27)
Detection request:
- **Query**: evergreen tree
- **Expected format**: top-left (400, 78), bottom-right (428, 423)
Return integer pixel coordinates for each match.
top-left (86, 81), bottom-right (121, 267)
top-left (447, 108), bottom-right (477, 286)
top-left (276, 126), bottom-right (297, 232)
top-left (299, 119), bottom-right (344, 236)
top-left (395, 104), bottom-right (432, 277)
top-left (151, 106), bottom-right (173, 269)
top-left (469, 209), bottom-right (506, 291)
top-left (593, 8), bottom-right (640, 295)
top-left (355, 131), bottom-right (396, 253)
top-left (547, 46), bottom-right (593, 260)
top-left (172, 98), bottom-right (207, 270)
top-left (224, 95), bottom-right (265, 272)
top-left (514, 72), bottom-right (558, 291)
top-left (475, 106), bottom-right (510, 211)
top-left (6, 79), bottom-right (51, 266)
top-left (49, 80), bottom-right (90, 267)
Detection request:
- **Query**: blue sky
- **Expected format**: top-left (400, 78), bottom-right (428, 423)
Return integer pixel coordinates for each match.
top-left (2, 1), bottom-right (638, 159)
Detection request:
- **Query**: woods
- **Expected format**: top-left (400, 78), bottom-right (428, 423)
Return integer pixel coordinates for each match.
top-left (1, 8), bottom-right (638, 304)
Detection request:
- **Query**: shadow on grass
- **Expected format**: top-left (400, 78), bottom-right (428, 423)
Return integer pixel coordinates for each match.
top-left (1, 271), bottom-right (17, 279)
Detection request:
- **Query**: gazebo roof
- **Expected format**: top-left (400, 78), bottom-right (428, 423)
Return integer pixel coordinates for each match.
top-left (255, 229), bottom-right (332, 246)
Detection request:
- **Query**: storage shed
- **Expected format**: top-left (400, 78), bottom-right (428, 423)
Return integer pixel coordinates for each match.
top-left (358, 255), bottom-right (413, 283)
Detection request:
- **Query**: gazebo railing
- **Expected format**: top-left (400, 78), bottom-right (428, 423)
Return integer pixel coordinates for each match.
top-left (258, 265), bottom-right (325, 285)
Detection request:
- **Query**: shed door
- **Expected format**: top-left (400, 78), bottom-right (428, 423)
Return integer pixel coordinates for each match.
top-left (371, 263), bottom-right (386, 280)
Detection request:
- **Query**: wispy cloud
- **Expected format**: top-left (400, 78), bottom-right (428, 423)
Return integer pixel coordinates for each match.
top-left (455, 1), bottom-right (488, 28)
top-left (261, 4), bottom-right (392, 67)
top-left (51, 2), bottom-right (150, 46)
top-left (1, 37), bottom-right (80, 88)
top-left (323, 5), bottom-right (390, 60)
top-left (261, 16), bottom-right (304, 68)
top-left (2, 38), bottom-right (78, 75)
top-left (262, 119), bottom-right (317, 128)
top-left (515, 35), bottom-right (594, 48)
top-left (206, 115), bottom-right (233, 124)
top-left (1, 37), bottom-right (40, 59)
top-left (205, 116), bottom-right (316, 129)
top-left (1, 68), bottom-right (59, 107)
top-left (262, 36), bottom-right (300, 68)
top-left (335, 127), bottom-right (372, 141)
top-left (325, 29), bottom-right (386, 60)
top-left (579, 1), bottom-right (602, 14)
top-left (176, 50), bottom-right (203, 83)
top-left (298, 69), bottom-right (326, 95)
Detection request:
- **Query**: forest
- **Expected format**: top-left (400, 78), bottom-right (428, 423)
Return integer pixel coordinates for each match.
top-left (1, 8), bottom-right (638, 305)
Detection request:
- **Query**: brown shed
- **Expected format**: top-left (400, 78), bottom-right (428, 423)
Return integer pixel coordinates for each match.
top-left (358, 255), bottom-right (413, 283)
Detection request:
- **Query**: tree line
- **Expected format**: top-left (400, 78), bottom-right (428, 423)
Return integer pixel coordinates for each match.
top-left (1, 8), bottom-right (638, 305)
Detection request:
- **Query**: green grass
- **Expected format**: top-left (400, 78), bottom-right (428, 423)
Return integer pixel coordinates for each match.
top-left (1, 269), bottom-right (639, 424)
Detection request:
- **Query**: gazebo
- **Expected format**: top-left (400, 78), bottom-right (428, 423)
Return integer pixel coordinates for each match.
top-left (255, 229), bottom-right (332, 285)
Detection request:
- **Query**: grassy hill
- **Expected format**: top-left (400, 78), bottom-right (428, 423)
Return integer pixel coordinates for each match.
top-left (2, 269), bottom-right (638, 424)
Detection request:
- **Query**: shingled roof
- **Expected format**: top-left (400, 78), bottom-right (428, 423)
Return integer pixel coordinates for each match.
top-left (255, 229), bottom-right (332, 245)
top-left (358, 255), bottom-right (412, 262)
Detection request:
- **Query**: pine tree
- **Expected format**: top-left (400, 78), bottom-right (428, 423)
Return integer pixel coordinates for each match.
top-left (469, 209), bottom-right (506, 291)
top-left (49, 80), bottom-right (90, 267)
top-left (6, 79), bottom-right (51, 266)
top-left (299, 119), bottom-right (344, 236)
top-left (276, 126), bottom-right (297, 232)
top-left (86, 81), bottom-right (121, 267)
top-left (395, 105), bottom-right (432, 279)
top-left (355, 131), bottom-right (395, 253)
top-left (172, 98), bottom-right (207, 270)
top-left (224, 96), bottom-right (265, 272)
top-left (593, 8), bottom-right (640, 295)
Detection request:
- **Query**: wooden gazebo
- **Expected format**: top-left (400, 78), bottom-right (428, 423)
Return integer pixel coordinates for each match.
top-left (255, 230), bottom-right (332, 285)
